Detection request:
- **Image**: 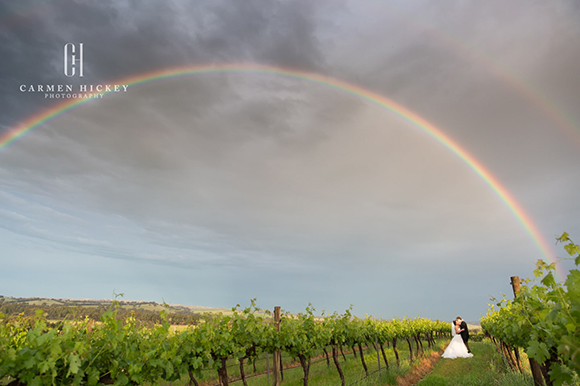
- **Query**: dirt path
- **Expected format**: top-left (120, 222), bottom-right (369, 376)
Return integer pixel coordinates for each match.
top-left (395, 351), bottom-right (443, 386)
top-left (411, 341), bottom-right (507, 386)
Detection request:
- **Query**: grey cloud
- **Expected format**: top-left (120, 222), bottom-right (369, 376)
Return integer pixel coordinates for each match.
top-left (0, 84), bottom-right (534, 270)
top-left (1, 0), bottom-right (335, 135)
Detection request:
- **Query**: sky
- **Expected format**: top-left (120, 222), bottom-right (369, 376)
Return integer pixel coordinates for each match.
top-left (1, 0), bottom-right (579, 322)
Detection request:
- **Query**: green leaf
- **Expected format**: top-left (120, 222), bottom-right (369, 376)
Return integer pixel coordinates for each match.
top-left (564, 243), bottom-right (580, 257)
top-left (541, 271), bottom-right (556, 288)
top-left (527, 341), bottom-right (550, 362)
top-left (68, 353), bottom-right (81, 376)
top-left (29, 377), bottom-right (42, 386)
top-left (548, 363), bottom-right (575, 386)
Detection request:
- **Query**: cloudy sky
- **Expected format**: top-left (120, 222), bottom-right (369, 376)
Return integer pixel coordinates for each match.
top-left (1, 0), bottom-right (579, 322)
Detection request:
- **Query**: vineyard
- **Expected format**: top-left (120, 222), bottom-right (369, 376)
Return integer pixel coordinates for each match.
top-left (0, 300), bottom-right (450, 386)
top-left (5, 236), bottom-right (577, 386)
top-left (481, 233), bottom-right (580, 386)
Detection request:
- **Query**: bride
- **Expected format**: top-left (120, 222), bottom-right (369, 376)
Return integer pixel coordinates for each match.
top-left (441, 319), bottom-right (473, 359)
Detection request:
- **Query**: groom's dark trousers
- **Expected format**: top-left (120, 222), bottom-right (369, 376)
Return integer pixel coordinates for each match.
top-left (459, 321), bottom-right (470, 352)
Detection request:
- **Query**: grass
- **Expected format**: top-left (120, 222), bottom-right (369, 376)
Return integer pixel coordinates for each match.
top-left (153, 340), bottom-right (444, 386)
top-left (156, 339), bottom-right (580, 386)
top-left (8, 336), bottom-right (564, 386)
top-left (417, 340), bottom-right (533, 386)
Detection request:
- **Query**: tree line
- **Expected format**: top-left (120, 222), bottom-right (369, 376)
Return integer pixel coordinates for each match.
top-left (0, 302), bottom-right (202, 326)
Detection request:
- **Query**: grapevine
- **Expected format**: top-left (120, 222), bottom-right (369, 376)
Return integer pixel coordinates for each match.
top-left (481, 232), bottom-right (580, 386)
top-left (1, 301), bottom-right (449, 385)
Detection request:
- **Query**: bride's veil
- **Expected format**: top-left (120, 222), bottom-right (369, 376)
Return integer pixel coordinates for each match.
top-left (451, 321), bottom-right (457, 336)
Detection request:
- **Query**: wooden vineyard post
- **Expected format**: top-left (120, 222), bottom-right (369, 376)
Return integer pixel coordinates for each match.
top-left (376, 340), bottom-right (381, 374)
top-left (511, 276), bottom-right (545, 386)
top-left (273, 306), bottom-right (281, 386)
top-left (510, 276), bottom-right (521, 297)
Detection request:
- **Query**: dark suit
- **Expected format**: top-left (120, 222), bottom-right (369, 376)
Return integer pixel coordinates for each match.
top-left (459, 320), bottom-right (470, 352)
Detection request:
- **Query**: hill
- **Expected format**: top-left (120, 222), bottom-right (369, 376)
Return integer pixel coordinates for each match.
top-left (0, 295), bottom-right (231, 324)
top-left (0, 295), bottom-right (227, 312)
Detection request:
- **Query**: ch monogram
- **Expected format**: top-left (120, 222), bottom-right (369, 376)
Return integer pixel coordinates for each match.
top-left (64, 43), bottom-right (84, 77)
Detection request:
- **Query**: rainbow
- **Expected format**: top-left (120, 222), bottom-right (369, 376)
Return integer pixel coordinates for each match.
top-left (0, 63), bottom-right (564, 279)
top-left (379, 4), bottom-right (580, 147)
top-left (3, 2), bottom-right (578, 147)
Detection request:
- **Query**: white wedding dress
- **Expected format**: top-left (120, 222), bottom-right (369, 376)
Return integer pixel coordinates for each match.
top-left (441, 322), bottom-right (473, 359)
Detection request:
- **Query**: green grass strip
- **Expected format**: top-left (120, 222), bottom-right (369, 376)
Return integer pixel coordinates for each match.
top-left (418, 340), bottom-right (533, 386)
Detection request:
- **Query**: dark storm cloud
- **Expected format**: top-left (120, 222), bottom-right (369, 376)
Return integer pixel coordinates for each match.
top-left (0, 0), bottom-right (334, 134)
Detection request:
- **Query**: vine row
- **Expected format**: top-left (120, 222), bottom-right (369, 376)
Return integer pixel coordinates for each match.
top-left (480, 232), bottom-right (580, 386)
top-left (0, 301), bottom-right (449, 386)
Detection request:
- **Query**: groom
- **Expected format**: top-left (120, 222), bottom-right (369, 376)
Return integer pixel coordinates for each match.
top-left (456, 317), bottom-right (471, 353)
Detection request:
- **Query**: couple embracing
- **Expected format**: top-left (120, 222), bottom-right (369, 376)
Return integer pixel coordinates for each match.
top-left (441, 316), bottom-right (473, 359)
